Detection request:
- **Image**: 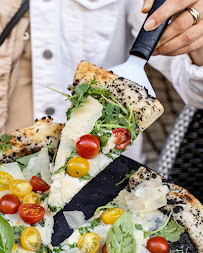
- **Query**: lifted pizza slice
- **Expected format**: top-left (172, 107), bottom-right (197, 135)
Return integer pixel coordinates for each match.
top-left (48, 61), bottom-right (164, 213)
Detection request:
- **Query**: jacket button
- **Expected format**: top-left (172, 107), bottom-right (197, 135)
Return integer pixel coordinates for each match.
top-left (43, 50), bottom-right (53, 59)
top-left (45, 107), bottom-right (55, 115)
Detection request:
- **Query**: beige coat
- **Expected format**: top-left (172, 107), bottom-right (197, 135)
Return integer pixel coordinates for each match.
top-left (0, 0), bottom-right (33, 135)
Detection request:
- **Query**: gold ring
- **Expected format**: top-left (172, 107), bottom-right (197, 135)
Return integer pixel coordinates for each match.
top-left (186, 7), bottom-right (200, 25)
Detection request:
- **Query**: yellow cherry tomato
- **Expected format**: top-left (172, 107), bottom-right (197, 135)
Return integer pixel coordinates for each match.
top-left (23, 192), bottom-right (41, 205)
top-left (0, 171), bottom-right (14, 191)
top-left (77, 232), bottom-right (100, 253)
top-left (12, 242), bottom-right (17, 252)
top-left (67, 157), bottom-right (90, 178)
top-left (100, 208), bottom-right (124, 224)
top-left (10, 179), bottom-right (33, 198)
top-left (20, 227), bottom-right (41, 251)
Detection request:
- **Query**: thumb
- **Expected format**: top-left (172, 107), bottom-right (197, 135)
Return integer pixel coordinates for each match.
top-left (142, 0), bottom-right (154, 13)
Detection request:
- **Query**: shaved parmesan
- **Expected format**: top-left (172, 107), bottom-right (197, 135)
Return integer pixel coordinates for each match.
top-left (63, 211), bottom-right (86, 230)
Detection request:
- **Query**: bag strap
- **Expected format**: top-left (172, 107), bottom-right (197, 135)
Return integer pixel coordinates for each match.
top-left (0, 0), bottom-right (29, 46)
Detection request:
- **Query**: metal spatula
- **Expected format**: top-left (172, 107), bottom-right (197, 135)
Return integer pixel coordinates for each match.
top-left (109, 0), bottom-right (170, 97)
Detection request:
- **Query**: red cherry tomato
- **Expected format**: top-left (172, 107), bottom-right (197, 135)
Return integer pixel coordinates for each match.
top-left (147, 236), bottom-right (169, 253)
top-left (0, 194), bottom-right (20, 214)
top-left (102, 243), bottom-right (107, 253)
top-left (112, 128), bottom-right (131, 150)
top-left (30, 176), bottom-right (50, 192)
top-left (18, 204), bottom-right (45, 224)
top-left (76, 134), bottom-right (100, 159)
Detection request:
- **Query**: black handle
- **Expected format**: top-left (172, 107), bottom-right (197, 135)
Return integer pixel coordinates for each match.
top-left (130, 0), bottom-right (170, 61)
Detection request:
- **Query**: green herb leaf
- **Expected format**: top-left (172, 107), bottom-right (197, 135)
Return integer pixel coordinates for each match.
top-left (156, 219), bottom-right (185, 242)
top-left (16, 152), bottom-right (40, 171)
top-left (78, 218), bottom-right (101, 235)
top-left (40, 192), bottom-right (49, 202)
top-left (0, 214), bottom-right (15, 253)
top-left (48, 205), bottom-right (58, 213)
top-left (38, 218), bottom-right (45, 227)
top-left (52, 166), bottom-right (66, 176)
top-left (68, 242), bottom-right (77, 249)
top-left (116, 170), bottom-right (135, 186)
top-left (134, 224), bottom-right (143, 231)
top-left (79, 173), bottom-right (91, 181)
top-left (106, 211), bottom-right (136, 253)
top-left (94, 202), bottom-right (119, 215)
top-left (36, 243), bottom-right (52, 253)
top-left (0, 134), bottom-right (13, 158)
top-left (13, 225), bottom-right (27, 236)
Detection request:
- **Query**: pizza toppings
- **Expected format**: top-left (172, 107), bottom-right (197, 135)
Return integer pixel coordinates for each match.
top-left (76, 134), bottom-right (100, 159)
top-left (112, 128), bottom-right (131, 150)
top-left (30, 176), bottom-right (50, 193)
top-left (67, 157), bottom-right (90, 178)
top-left (100, 207), bottom-right (124, 224)
top-left (18, 204), bottom-right (45, 224)
top-left (0, 171), bottom-right (14, 191)
top-left (102, 243), bottom-right (107, 253)
top-left (20, 226), bottom-right (41, 251)
top-left (77, 232), bottom-right (100, 253)
top-left (0, 194), bottom-right (20, 214)
top-left (23, 192), bottom-right (41, 205)
top-left (10, 179), bottom-right (33, 198)
top-left (147, 236), bottom-right (169, 253)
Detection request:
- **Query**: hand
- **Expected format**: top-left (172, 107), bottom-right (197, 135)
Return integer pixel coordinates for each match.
top-left (142, 0), bottom-right (203, 65)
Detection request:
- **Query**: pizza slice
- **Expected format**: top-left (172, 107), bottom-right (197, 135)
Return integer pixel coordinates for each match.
top-left (48, 61), bottom-right (164, 213)
top-left (0, 119), bottom-right (64, 252)
top-left (52, 166), bottom-right (203, 253)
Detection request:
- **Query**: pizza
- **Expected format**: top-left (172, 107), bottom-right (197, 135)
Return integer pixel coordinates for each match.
top-left (48, 61), bottom-right (164, 213)
top-left (52, 167), bottom-right (203, 253)
top-left (0, 61), bottom-right (202, 253)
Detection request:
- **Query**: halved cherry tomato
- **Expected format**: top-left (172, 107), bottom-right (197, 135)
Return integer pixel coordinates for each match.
top-left (76, 134), bottom-right (100, 159)
top-left (23, 192), bottom-right (41, 205)
top-left (0, 194), bottom-right (20, 214)
top-left (0, 171), bottom-right (14, 191)
top-left (102, 243), bottom-right (107, 253)
top-left (100, 208), bottom-right (124, 224)
top-left (77, 232), bottom-right (100, 253)
top-left (10, 179), bottom-right (32, 198)
top-left (147, 236), bottom-right (169, 253)
top-left (30, 176), bottom-right (50, 193)
top-left (12, 242), bottom-right (17, 252)
top-left (67, 157), bottom-right (90, 178)
top-left (18, 204), bottom-right (45, 224)
top-left (112, 128), bottom-right (131, 149)
top-left (20, 227), bottom-right (41, 251)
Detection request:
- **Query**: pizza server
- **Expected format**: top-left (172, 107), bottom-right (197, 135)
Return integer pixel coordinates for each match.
top-left (109, 0), bottom-right (170, 97)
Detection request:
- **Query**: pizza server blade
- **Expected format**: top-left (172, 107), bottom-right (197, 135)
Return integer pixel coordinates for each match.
top-left (108, 0), bottom-right (170, 98)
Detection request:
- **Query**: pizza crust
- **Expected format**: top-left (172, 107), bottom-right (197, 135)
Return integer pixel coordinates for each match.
top-left (0, 117), bottom-right (64, 163)
top-left (127, 166), bottom-right (203, 252)
top-left (70, 61), bottom-right (164, 131)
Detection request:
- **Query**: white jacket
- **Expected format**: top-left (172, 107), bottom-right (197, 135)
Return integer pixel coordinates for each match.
top-left (30, 0), bottom-right (203, 124)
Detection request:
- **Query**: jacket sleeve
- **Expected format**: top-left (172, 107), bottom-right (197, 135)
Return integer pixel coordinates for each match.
top-left (127, 0), bottom-right (203, 109)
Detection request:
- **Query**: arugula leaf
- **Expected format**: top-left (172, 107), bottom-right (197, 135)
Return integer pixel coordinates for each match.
top-left (68, 242), bottom-right (77, 249)
top-left (40, 192), bottom-right (49, 202)
top-left (0, 214), bottom-right (15, 253)
top-left (0, 134), bottom-right (13, 158)
top-left (38, 218), bottom-right (45, 227)
top-left (78, 218), bottom-right (101, 235)
top-left (155, 219), bottom-right (185, 242)
top-left (48, 205), bottom-right (58, 213)
top-left (13, 225), bottom-right (27, 235)
top-left (134, 224), bottom-right (143, 231)
top-left (116, 170), bottom-right (135, 186)
top-left (36, 243), bottom-right (52, 253)
top-left (53, 244), bottom-right (65, 252)
top-left (79, 173), bottom-right (91, 181)
top-left (94, 202), bottom-right (119, 215)
top-left (16, 152), bottom-right (40, 171)
top-left (107, 149), bottom-right (122, 160)
top-left (52, 166), bottom-right (66, 176)
top-left (106, 211), bottom-right (136, 253)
